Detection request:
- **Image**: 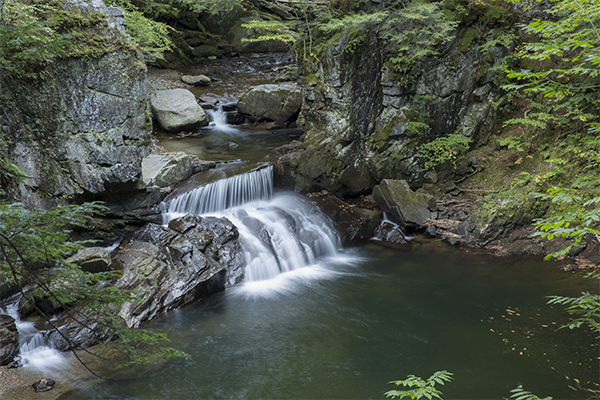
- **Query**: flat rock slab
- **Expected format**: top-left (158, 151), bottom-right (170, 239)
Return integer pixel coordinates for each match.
top-left (141, 152), bottom-right (215, 188)
top-left (181, 74), bottom-right (210, 86)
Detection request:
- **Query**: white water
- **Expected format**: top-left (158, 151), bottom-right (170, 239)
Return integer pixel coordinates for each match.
top-left (1, 297), bottom-right (67, 371)
top-left (162, 166), bottom-right (342, 284)
top-left (206, 108), bottom-right (241, 133)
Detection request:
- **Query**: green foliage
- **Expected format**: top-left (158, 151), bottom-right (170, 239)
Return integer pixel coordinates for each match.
top-left (503, 0), bottom-right (600, 136)
top-left (496, 136), bottom-right (525, 151)
top-left (385, 370), bottom-right (453, 400)
top-left (240, 20), bottom-right (296, 44)
top-left (0, 203), bottom-right (189, 372)
top-left (416, 133), bottom-right (472, 170)
top-left (381, 0), bottom-right (458, 80)
top-left (547, 273), bottom-right (600, 335)
top-left (509, 385), bottom-right (553, 400)
top-left (107, 0), bottom-right (173, 62)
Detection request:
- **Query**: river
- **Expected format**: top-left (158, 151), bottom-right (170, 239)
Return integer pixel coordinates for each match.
top-left (6, 60), bottom-right (599, 399)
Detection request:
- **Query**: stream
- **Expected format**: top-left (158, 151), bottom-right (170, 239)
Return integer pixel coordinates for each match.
top-left (5, 58), bottom-right (599, 399)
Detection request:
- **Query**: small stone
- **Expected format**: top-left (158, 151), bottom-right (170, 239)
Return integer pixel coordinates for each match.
top-left (32, 378), bottom-right (56, 392)
top-left (181, 74), bottom-right (211, 86)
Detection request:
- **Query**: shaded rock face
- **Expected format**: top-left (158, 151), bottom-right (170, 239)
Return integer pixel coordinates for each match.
top-left (307, 192), bottom-right (382, 244)
top-left (67, 247), bottom-right (111, 273)
top-left (1, 45), bottom-right (153, 209)
top-left (114, 214), bottom-right (243, 328)
top-left (150, 89), bottom-right (208, 132)
top-left (0, 315), bottom-right (19, 366)
top-left (373, 179), bottom-right (437, 228)
top-left (237, 84), bottom-right (302, 123)
top-left (278, 26), bottom-right (507, 197)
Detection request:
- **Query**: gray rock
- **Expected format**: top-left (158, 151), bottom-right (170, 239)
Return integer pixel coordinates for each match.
top-left (181, 74), bottom-right (211, 86)
top-left (140, 152), bottom-right (215, 188)
top-left (67, 247), bottom-right (111, 273)
top-left (374, 220), bottom-right (407, 244)
top-left (2, 45), bottom-right (152, 209)
top-left (373, 179), bottom-right (435, 227)
top-left (0, 315), bottom-right (19, 366)
top-left (237, 84), bottom-right (302, 122)
top-left (114, 214), bottom-right (243, 328)
top-left (150, 89), bottom-right (208, 132)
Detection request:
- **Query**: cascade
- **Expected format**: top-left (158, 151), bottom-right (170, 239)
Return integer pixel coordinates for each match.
top-left (0, 297), bottom-right (67, 371)
top-left (162, 166), bottom-right (341, 282)
top-left (206, 107), bottom-right (240, 133)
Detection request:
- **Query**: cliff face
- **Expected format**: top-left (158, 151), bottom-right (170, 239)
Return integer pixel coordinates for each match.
top-left (277, 26), bottom-right (508, 198)
top-left (0, 5), bottom-right (152, 209)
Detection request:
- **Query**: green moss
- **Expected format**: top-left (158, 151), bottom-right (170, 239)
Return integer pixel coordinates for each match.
top-left (457, 27), bottom-right (480, 52)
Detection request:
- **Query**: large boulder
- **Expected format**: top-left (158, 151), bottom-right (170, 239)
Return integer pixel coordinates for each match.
top-left (373, 179), bottom-right (437, 228)
top-left (0, 315), bottom-right (19, 366)
top-left (140, 152), bottom-right (216, 188)
top-left (150, 89), bottom-right (208, 132)
top-left (113, 214), bottom-right (243, 328)
top-left (237, 84), bottom-right (302, 123)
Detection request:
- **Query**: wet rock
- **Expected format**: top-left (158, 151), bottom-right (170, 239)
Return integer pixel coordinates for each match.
top-left (150, 89), bottom-right (208, 132)
top-left (308, 192), bottom-right (382, 244)
top-left (46, 316), bottom-right (109, 352)
top-left (237, 84), bottom-right (302, 123)
top-left (181, 74), bottom-right (211, 86)
top-left (373, 180), bottom-right (437, 228)
top-left (140, 152), bottom-right (215, 189)
top-left (0, 315), bottom-right (19, 366)
top-left (113, 214), bottom-right (243, 328)
top-left (67, 247), bottom-right (111, 273)
top-left (32, 378), bottom-right (55, 392)
top-left (373, 220), bottom-right (407, 244)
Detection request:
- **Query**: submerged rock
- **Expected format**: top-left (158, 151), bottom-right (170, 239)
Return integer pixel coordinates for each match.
top-left (237, 84), bottom-right (301, 123)
top-left (32, 378), bottom-right (56, 392)
top-left (150, 89), bottom-right (208, 132)
top-left (373, 179), bottom-right (437, 228)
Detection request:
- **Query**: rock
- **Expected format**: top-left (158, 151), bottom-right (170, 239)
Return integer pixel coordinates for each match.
top-left (67, 247), bottom-right (111, 273)
top-left (113, 214), bottom-right (243, 328)
top-left (46, 316), bottom-right (108, 352)
top-left (150, 89), bottom-right (208, 132)
top-left (237, 84), bottom-right (302, 122)
top-left (308, 192), bottom-right (382, 244)
top-left (32, 379), bottom-right (56, 392)
top-left (373, 180), bottom-right (436, 228)
top-left (2, 46), bottom-right (153, 208)
top-left (140, 152), bottom-right (215, 188)
top-left (0, 315), bottom-right (19, 366)
top-left (374, 220), bottom-right (408, 244)
top-left (181, 74), bottom-right (211, 86)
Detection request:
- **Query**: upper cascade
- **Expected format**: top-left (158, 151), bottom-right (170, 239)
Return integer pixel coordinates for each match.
top-left (164, 165), bottom-right (274, 217)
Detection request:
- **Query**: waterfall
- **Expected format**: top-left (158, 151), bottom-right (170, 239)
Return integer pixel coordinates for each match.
top-left (206, 107), bottom-right (240, 133)
top-left (164, 166), bottom-right (273, 218)
top-left (1, 297), bottom-right (67, 371)
top-left (162, 166), bottom-right (341, 283)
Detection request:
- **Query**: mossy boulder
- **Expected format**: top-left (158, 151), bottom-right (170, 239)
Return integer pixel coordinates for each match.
top-left (373, 179), bottom-right (437, 228)
top-left (237, 84), bottom-right (302, 122)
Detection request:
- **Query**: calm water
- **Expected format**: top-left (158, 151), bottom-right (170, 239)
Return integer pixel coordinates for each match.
top-left (61, 239), bottom-right (598, 399)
